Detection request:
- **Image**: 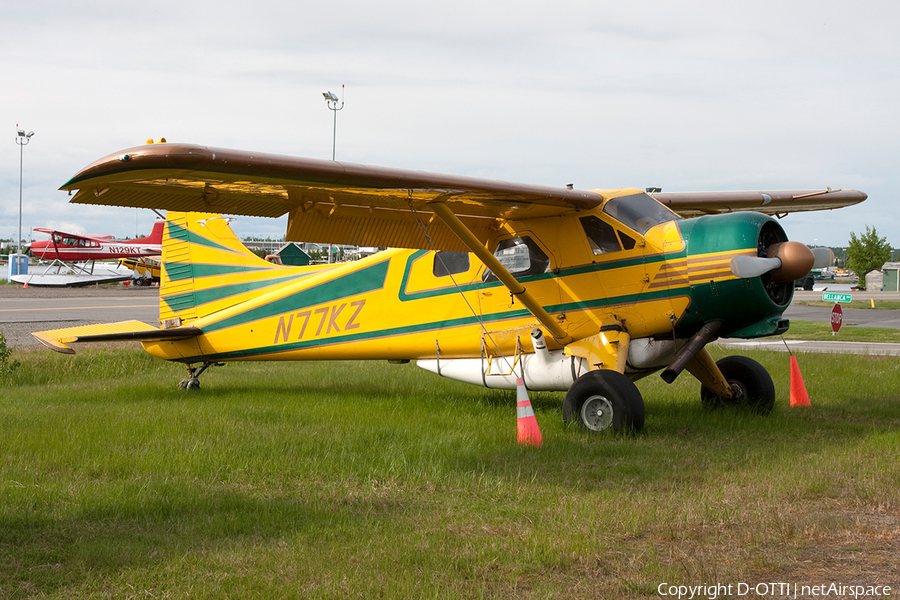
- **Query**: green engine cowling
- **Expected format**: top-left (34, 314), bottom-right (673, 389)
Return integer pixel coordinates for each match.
top-left (676, 212), bottom-right (793, 339)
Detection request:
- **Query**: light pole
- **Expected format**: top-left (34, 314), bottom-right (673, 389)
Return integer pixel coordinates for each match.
top-left (15, 127), bottom-right (34, 257)
top-left (322, 85), bottom-right (344, 161)
top-left (322, 87), bottom-right (344, 264)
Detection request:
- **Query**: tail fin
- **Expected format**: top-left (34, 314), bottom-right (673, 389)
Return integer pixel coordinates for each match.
top-left (159, 212), bottom-right (330, 326)
top-left (134, 218), bottom-right (165, 245)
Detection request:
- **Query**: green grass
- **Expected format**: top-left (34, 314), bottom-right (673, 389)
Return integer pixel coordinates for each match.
top-left (2, 347), bottom-right (899, 598)
top-left (785, 320), bottom-right (900, 343)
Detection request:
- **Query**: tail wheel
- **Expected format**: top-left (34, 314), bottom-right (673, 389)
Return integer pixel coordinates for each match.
top-left (700, 355), bottom-right (775, 414)
top-left (563, 370), bottom-right (645, 433)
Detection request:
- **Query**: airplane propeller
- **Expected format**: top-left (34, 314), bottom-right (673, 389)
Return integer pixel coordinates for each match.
top-left (730, 241), bottom-right (820, 282)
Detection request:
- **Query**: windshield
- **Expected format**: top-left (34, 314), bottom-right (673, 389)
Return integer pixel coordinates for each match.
top-left (602, 193), bottom-right (680, 235)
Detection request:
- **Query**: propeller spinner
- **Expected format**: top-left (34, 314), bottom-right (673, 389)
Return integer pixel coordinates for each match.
top-left (730, 241), bottom-right (818, 282)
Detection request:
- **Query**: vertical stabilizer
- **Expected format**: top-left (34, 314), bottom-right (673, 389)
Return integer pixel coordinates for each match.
top-left (135, 218), bottom-right (165, 245)
top-left (159, 212), bottom-right (330, 326)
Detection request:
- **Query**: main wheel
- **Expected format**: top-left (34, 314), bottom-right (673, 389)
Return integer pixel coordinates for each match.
top-left (700, 355), bottom-right (775, 414)
top-left (563, 370), bottom-right (645, 433)
top-left (178, 377), bottom-right (201, 391)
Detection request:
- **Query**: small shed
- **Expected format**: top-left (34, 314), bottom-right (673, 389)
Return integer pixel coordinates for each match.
top-left (882, 262), bottom-right (900, 292)
top-left (865, 270), bottom-right (883, 291)
top-left (270, 242), bottom-right (311, 266)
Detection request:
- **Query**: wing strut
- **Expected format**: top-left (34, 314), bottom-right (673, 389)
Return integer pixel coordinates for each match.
top-left (428, 201), bottom-right (572, 345)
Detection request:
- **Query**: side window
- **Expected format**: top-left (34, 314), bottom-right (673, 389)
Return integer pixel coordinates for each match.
top-left (580, 216), bottom-right (622, 255)
top-left (482, 236), bottom-right (550, 282)
top-left (433, 251), bottom-right (469, 277)
top-left (619, 231), bottom-right (636, 250)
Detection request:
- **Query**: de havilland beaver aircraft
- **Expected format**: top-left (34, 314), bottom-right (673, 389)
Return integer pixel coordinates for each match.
top-left (33, 142), bottom-right (866, 433)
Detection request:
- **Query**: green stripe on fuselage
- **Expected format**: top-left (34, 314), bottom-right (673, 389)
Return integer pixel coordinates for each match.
top-left (172, 303), bottom-right (534, 362)
top-left (161, 274), bottom-right (305, 316)
top-left (397, 246), bottom-right (691, 303)
top-left (164, 262), bottom-right (277, 282)
top-left (199, 259), bottom-right (391, 334)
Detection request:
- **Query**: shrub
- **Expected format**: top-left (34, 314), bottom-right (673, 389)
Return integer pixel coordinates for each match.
top-left (0, 331), bottom-right (21, 380)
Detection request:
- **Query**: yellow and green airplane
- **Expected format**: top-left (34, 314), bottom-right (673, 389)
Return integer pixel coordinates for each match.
top-left (34, 143), bottom-right (866, 433)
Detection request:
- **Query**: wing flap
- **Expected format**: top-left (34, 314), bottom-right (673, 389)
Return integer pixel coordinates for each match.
top-left (33, 320), bottom-right (201, 354)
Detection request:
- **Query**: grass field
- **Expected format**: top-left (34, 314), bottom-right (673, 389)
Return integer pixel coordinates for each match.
top-left (1, 344), bottom-right (899, 598)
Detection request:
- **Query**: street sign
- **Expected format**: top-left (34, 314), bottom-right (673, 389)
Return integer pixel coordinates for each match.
top-left (831, 303), bottom-right (843, 335)
top-left (822, 292), bottom-right (852, 303)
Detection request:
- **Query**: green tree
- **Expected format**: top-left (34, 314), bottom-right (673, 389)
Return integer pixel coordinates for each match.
top-left (846, 226), bottom-right (891, 290)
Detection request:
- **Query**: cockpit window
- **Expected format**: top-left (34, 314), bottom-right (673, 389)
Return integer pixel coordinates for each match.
top-left (580, 216), bottom-right (622, 255)
top-left (602, 193), bottom-right (680, 235)
top-left (482, 236), bottom-right (550, 282)
top-left (619, 231), bottom-right (636, 250)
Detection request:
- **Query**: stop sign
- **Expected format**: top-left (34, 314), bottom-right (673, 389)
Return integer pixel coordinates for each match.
top-left (831, 303), bottom-right (843, 334)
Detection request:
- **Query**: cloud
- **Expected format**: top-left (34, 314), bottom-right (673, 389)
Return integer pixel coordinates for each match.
top-left (1, 0), bottom-right (897, 246)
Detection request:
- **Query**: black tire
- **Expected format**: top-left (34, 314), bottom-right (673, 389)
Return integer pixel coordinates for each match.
top-left (563, 370), bottom-right (645, 433)
top-left (803, 278), bottom-right (813, 291)
top-left (700, 355), bottom-right (775, 414)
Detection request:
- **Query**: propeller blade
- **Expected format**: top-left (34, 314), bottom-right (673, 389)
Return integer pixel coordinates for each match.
top-left (731, 241), bottom-right (816, 282)
top-left (730, 255), bottom-right (782, 279)
top-left (811, 247), bottom-right (834, 269)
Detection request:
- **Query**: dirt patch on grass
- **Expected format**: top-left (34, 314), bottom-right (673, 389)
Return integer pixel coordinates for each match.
top-left (770, 507), bottom-right (899, 589)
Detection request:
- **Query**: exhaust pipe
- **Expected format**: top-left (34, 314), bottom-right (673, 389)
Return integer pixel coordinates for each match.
top-left (660, 320), bottom-right (722, 384)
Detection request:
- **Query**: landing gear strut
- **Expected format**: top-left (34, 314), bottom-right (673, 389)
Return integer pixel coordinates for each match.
top-left (178, 361), bottom-right (221, 390)
top-left (700, 355), bottom-right (775, 414)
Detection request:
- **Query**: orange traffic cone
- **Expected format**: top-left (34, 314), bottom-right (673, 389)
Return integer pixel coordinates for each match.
top-left (789, 355), bottom-right (810, 407)
top-left (516, 377), bottom-right (543, 447)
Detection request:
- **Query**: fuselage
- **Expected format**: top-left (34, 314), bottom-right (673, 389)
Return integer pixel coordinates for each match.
top-left (141, 192), bottom-right (794, 375)
top-left (30, 237), bottom-right (162, 261)
top-left (30, 220), bottom-right (164, 262)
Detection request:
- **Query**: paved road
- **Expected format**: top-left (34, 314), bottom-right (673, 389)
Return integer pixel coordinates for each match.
top-left (784, 304), bottom-right (900, 329)
top-left (0, 286), bottom-right (159, 349)
top-left (719, 338), bottom-right (900, 356)
top-left (787, 290), bottom-right (900, 329)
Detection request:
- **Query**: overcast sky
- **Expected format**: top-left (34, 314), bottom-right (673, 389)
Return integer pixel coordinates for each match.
top-left (2, 0), bottom-right (897, 248)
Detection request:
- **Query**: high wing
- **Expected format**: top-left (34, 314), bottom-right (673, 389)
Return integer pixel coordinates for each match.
top-left (62, 143), bottom-right (867, 251)
top-left (32, 228), bottom-right (112, 243)
top-left (62, 143), bottom-right (603, 253)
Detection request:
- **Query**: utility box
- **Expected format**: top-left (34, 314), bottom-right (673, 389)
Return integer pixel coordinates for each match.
top-left (6, 253), bottom-right (28, 279)
top-left (882, 262), bottom-right (900, 292)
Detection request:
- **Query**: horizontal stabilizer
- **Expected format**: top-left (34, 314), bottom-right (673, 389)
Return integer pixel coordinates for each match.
top-left (33, 320), bottom-right (201, 354)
